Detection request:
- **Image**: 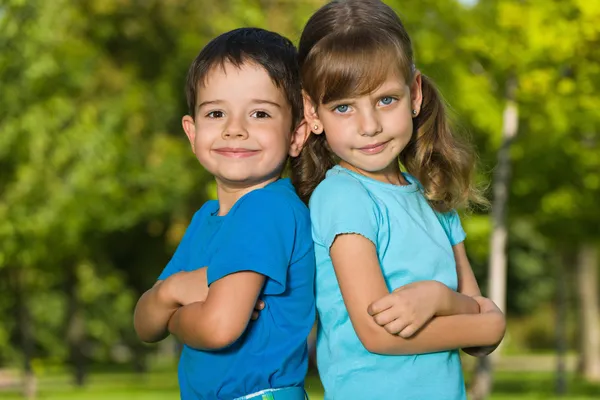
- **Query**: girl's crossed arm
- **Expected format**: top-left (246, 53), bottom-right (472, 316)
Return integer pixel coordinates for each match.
top-left (330, 234), bottom-right (505, 356)
top-left (368, 241), bottom-right (499, 356)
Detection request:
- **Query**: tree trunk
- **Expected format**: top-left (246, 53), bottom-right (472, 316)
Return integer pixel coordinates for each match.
top-left (576, 243), bottom-right (600, 381)
top-left (15, 268), bottom-right (37, 399)
top-left (66, 264), bottom-right (87, 387)
top-left (555, 253), bottom-right (569, 395)
top-left (469, 76), bottom-right (518, 400)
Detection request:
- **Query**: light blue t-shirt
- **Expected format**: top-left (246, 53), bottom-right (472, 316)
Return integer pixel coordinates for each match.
top-left (310, 166), bottom-right (467, 400)
top-left (159, 178), bottom-right (315, 400)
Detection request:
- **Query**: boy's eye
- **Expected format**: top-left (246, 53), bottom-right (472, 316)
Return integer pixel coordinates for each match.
top-left (379, 97), bottom-right (396, 106)
top-left (207, 111), bottom-right (224, 118)
top-left (334, 104), bottom-right (350, 113)
top-left (252, 111), bottom-right (270, 118)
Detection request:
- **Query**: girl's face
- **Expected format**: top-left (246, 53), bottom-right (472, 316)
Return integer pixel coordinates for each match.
top-left (306, 70), bottom-right (422, 184)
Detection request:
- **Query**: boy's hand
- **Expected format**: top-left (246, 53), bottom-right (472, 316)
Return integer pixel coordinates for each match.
top-left (163, 268), bottom-right (210, 306)
top-left (367, 280), bottom-right (445, 338)
top-left (251, 300), bottom-right (265, 321)
top-left (164, 268), bottom-right (265, 319)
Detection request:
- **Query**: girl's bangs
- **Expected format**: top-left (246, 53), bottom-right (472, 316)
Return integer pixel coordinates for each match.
top-left (307, 30), bottom-right (411, 104)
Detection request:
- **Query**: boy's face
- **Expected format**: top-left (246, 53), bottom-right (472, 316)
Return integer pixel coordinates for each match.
top-left (183, 61), bottom-right (295, 189)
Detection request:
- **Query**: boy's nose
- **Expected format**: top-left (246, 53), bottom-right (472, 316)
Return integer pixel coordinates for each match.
top-left (222, 118), bottom-right (249, 139)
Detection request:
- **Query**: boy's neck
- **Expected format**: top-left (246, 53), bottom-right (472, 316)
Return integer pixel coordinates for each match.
top-left (215, 176), bottom-right (280, 216)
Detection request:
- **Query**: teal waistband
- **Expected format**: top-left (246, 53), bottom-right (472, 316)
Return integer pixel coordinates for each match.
top-left (234, 386), bottom-right (307, 400)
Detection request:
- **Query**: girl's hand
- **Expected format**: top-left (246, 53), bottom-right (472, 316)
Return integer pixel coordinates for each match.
top-left (367, 280), bottom-right (445, 338)
top-left (473, 296), bottom-right (502, 315)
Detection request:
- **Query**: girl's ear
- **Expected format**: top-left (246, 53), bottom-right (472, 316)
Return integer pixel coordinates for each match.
top-left (289, 119), bottom-right (311, 157)
top-left (303, 90), bottom-right (324, 135)
top-left (410, 71), bottom-right (423, 117)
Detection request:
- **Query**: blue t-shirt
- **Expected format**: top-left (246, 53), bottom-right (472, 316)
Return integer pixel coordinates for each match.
top-left (159, 178), bottom-right (315, 400)
top-left (310, 166), bottom-right (467, 400)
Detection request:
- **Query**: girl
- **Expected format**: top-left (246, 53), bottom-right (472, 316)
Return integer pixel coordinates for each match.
top-left (291, 1), bottom-right (506, 398)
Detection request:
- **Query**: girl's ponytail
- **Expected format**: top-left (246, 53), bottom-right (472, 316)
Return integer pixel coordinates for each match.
top-left (401, 75), bottom-right (487, 212)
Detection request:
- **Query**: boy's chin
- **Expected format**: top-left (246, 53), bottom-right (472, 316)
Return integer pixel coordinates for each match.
top-left (214, 172), bottom-right (282, 190)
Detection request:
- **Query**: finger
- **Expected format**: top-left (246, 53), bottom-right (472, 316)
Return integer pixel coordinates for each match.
top-left (383, 318), bottom-right (410, 335)
top-left (372, 308), bottom-right (400, 326)
top-left (367, 295), bottom-right (394, 316)
top-left (398, 320), bottom-right (426, 338)
top-left (251, 311), bottom-right (260, 320)
top-left (255, 300), bottom-right (265, 310)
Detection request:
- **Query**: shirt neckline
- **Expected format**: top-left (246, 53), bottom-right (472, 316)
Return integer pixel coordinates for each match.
top-left (331, 165), bottom-right (420, 193)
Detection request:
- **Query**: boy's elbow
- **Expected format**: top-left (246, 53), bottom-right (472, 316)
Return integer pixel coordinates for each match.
top-left (199, 314), bottom-right (246, 350)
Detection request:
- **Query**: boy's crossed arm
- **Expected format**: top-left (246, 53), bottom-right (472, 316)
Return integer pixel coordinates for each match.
top-left (168, 271), bottom-right (265, 350)
top-left (134, 268), bottom-right (264, 348)
top-left (133, 268), bottom-right (209, 343)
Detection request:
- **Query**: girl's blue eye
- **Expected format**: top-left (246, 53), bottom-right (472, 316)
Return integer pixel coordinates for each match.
top-left (380, 97), bottom-right (395, 106)
top-left (335, 104), bottom-right (349, 113)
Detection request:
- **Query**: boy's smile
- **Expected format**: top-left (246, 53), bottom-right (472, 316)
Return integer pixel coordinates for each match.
top-left (182, 61), bottom-right (294, 192)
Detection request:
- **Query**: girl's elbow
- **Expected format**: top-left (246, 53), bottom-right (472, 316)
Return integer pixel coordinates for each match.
top-left (482, 311), bottom-right (506, 347)
top-left (357, 328), bottom-right (400, 355)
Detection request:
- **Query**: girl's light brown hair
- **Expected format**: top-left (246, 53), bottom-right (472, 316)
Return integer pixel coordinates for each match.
top-left (291, 0), bottom-right (487, 212)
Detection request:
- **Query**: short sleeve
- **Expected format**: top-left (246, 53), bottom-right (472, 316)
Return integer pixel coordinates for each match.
top-left (157, 209), bottom-right (204, 281)
top-left (206, 190), bottom-right (295, 296)
top-left (437, 210), bottom-right (466, 246)
top-left (309, 175), bottom-right (380, 249)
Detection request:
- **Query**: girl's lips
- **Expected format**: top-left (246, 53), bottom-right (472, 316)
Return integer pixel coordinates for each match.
top-left (358, 140), bottom-right (390, 155)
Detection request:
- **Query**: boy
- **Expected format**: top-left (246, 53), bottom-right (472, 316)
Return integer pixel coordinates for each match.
top-left (133, 28), bottom-right (315, 400)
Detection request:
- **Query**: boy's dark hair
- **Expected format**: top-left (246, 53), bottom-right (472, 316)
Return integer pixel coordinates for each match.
top-left (185, 27), bottom-right (303, 128)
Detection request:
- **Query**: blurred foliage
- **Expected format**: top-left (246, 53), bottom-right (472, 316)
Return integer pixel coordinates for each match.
top-left (0, 0), bottom-right (599, 387)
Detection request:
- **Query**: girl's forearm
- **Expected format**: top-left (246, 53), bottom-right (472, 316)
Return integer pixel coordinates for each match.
top-left (364, 310), bottom-right (505, 356)
top-left (437, 285), bottom-right (480, 316)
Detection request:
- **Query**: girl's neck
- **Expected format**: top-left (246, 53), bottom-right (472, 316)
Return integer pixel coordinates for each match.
top-left (339, 160), bottom-right (409, 186)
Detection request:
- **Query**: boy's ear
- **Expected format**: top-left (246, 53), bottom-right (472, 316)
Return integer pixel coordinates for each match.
top-left (289, 119), bottom-right (311, 157)
top-left (302, 90), bottom-right (324, 135)
top-left (182, 115), bottom-right (197, 153)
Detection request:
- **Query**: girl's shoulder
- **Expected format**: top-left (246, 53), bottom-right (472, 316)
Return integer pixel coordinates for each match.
top-left (313, 167), bottom-right (372, 198)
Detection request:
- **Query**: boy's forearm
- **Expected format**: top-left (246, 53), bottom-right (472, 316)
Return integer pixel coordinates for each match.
top-left (168, 301), bottom-right (236, 350)
top-left (366, 311), bottom-right (505, 356)
top-left (133, 282), bottom-right (179, 343)
top-left (437, 286), bottom-right (480, 316)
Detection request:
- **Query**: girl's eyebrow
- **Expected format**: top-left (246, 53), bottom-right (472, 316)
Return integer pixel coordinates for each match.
top-left (373, 85), bottom-right (406, 97)
top-left (324, 98), bottom-right (356, 106)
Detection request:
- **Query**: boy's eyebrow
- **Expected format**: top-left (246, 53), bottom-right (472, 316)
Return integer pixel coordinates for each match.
top-left (197, 100), bottom-right (223, 111)
top-left (197, 99), bottom-right (282, 110)
top-left (250, 99), bottom-right (282, 108)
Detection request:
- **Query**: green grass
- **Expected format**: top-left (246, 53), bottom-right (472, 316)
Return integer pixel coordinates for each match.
top-left (1, 368), bottom-right (599, 399)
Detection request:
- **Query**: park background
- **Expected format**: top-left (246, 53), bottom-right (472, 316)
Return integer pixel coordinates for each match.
top-left (1, 0), bottom-right (599, 399)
